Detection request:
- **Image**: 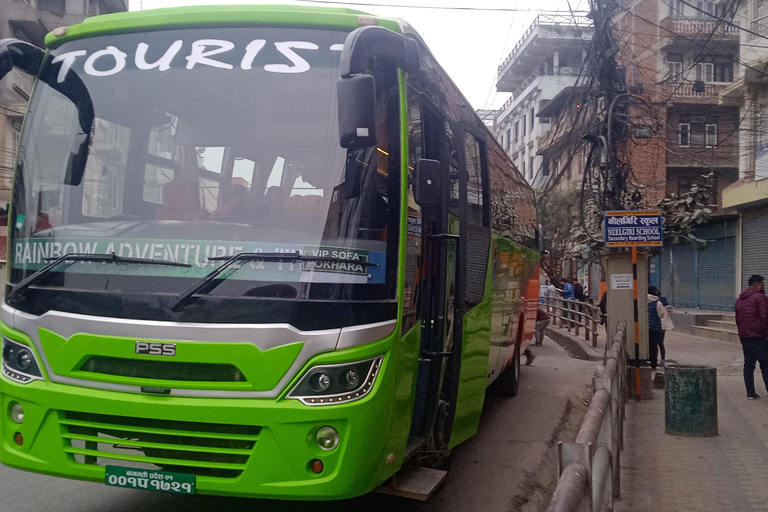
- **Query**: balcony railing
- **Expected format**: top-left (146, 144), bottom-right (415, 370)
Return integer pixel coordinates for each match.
top-left (498, 67), bottom-right (584, 114)
top-left (661, 16), bottom-right (740, 37)
top-left (497, 13), bottom-right (592, 76)
top-left (660, 82), bottom-right (728, 100)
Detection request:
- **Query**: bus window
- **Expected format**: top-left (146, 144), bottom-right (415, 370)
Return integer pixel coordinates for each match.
top-left (403, 87), bottom-right (423, 332)
top-left (464, 131), bottom-right (488, 227)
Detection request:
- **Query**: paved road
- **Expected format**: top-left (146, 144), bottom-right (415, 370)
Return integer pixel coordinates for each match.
top-left (1, 338), bottom-right (594, 512)
top-left (616, 331), bottom-right (768, 512)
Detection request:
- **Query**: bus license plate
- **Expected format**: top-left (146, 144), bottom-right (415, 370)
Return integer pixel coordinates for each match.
top-left (105, 466), bottom-right (196, 494)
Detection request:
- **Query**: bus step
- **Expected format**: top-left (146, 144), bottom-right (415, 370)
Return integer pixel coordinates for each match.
top-left (375, 466), bottom-right (447, 501)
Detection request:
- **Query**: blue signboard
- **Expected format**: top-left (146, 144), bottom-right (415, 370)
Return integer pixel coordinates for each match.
top-left (604, 210), bottom-right (663, 247)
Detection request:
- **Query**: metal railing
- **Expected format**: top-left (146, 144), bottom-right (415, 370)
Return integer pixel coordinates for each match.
top-left (497, 13), bottom-right (593, 75)
top-left (547, 324), bottom-right (627, 512)
top-left (545, 297), bottom-right (601, 348)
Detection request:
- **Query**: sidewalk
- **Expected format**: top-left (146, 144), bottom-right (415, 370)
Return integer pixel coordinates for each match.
top-left (615, 331), bottom-right (768, 512)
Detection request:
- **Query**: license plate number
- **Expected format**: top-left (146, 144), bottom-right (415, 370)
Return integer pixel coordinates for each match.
top-left (105, 466), bottom-right (195, 494)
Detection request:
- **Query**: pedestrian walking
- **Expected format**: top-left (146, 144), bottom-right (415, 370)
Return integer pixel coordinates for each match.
top-left (562, 280), bottom-right (574, 300)
top-left (599, 291), bottom-right (608, 337)
top-left (735, 274), bottom-right (768, 400)
top-left (546, 278), bottom-right (560, 315)
top-left (534, 308), bottom-right (550, 345)
top-left (573, 278), bottom-right (586, 302)
top-left (647, 285), bottom-right (667, 370)
top-left (649, 286), bottom-right (672, 367)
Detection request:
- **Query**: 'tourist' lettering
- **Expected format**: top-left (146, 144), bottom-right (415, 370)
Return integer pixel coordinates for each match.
top-left (52, 39), bottom-right (342, 83)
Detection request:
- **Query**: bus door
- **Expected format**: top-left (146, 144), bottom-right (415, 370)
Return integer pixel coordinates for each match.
top-left (407, 107), bottom-right (463, 458)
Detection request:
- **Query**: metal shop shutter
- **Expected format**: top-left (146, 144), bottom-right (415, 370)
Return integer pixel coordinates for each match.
top-left (669, 243), bottom-right (697, 308)
top-left (742, 207), bottom-right (768, 289)
top-left (697, 220), bottom-right (737, 311)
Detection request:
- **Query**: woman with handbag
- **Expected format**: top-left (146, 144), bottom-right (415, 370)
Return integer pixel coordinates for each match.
top-left (648, 285), bottom-right (673, 369)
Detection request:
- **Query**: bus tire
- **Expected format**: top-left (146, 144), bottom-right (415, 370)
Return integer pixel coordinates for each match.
top-left (498, 342), bottom-right (521, 397)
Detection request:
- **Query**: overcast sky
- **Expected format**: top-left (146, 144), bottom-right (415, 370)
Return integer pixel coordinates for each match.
top-left (129, 0), bottom-right (587, 110)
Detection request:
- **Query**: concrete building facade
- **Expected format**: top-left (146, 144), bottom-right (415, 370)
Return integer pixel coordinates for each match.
top-left (721, 0), bottom-right (768, 296)
top-left (494, 14), bottom-right (594, 189)
top-left (615, 0), bottom-right (742, 310)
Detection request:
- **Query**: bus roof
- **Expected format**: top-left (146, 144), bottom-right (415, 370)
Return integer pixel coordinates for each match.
top-left (44, 4), bottom-right (404, 48)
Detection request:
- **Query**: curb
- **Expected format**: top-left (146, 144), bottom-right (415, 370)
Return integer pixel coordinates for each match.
top-left (546, 327), bottom-right (603, 361)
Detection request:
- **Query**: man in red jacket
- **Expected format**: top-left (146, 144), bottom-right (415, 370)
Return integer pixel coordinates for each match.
top-left (735, 274), bottom-right (768, 399)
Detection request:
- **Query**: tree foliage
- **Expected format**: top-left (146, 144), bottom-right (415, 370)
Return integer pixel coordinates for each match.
top-left (655, 173), bottom-right (716, 246)
top-left (537, 189), bottom-right (579, 279)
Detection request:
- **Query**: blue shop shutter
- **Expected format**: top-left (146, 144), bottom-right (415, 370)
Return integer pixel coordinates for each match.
top-left (697, 219), bottom-right (736, 311)
top-left (670, 243), bottom-right (697, 309)
top-left (742, 208), bottom-right (768, 290)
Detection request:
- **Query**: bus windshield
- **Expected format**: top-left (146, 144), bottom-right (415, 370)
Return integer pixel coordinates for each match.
top-left (8, 27), bottom-right (399, 326)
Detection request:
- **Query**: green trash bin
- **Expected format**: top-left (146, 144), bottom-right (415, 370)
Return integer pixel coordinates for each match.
top-left (665, 365), bottom-right (718, 437)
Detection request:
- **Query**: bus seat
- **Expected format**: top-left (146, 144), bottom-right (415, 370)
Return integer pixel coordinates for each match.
top-left (155, 182), bottom-right (209, 221)
top-left (265, 187), bottom-right (288, 215)
top-left (286, 194), bottom-right (324, 217)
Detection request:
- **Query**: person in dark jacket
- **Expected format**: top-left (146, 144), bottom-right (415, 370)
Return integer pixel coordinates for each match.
top-left (573, 278), bottom-right (586, 302)
top-left (647, 285), bottom-right (667, 370)
top-left (735, 274), bottom-right (768, 399)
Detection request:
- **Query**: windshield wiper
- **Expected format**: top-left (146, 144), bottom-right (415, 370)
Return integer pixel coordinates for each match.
top-left (8, 252), bottom-right (191, 301)
top-left (171, 251), bottom-right (380, 311)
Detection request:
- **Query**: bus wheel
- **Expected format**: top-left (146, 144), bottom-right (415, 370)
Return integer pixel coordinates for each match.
top-left (498, 342), bottom-right (520, 397)
top-left (424, 399), bottom-right (453, 470)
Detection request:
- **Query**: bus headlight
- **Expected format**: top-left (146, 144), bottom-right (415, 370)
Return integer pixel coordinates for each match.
top-left (287, 356), bottom-right (382, 405)
top-left (2, 337), bottom-right (43, 384)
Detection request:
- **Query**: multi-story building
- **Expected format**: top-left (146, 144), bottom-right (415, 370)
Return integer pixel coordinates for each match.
top-left (721, 0), bottom-right (768, 296)
top-left (615, 0), bottom-right (742, 310)
top-left (0, 0), bottom-right (128, 223)
top-left (494, 14), bottom-right (593, 189)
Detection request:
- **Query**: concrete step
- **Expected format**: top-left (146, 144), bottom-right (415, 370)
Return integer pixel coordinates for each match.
top-left (691, 325), bottom-right (740, 344)
top-left (706, 320), bottom-right (738, 332)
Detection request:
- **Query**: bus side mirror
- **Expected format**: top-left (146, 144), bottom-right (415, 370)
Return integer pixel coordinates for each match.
top-left (414, 159), bottom-right (441, 208)
top-left (0, 38), bottom-right (44, 82)
top-left (337, 26), bottom-right (420, 149)
top-left (338, 75), bottom-right (376, 149)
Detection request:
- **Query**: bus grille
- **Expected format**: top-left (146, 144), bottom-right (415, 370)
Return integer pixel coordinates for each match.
top-left (60, 411), bottom-right (260, 478)
top-left (79, 357), bottom-right (246, 382)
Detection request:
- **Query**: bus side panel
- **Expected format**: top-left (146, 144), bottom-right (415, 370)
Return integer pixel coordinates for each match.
top-left (377, 322), bottom-right (421, 482)
top-left (492, 237), bottom-right (540, 378)
top-left (448, 250), bottom-right (493, 449)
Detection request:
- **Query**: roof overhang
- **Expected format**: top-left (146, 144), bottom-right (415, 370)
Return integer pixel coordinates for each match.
top-left (722, 178), bottom-right (768, 209)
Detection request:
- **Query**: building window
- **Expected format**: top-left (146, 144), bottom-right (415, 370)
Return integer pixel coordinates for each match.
top-left (698, 0), bottom-right (715, 16)
top-left (522, 114), bottom-right (527, 136)
top-left (521, 160), bottom-right (526, 177)
top-left (713, 57), bottom-right (734, 82)
top-left (696, 61), bottom-right (714, 82)
top-left (670, 0), bottom-right (684, 15)
top-left (529, 155), bottom-right (534, 179)
top-left (667, 54), bottom-right (683, 82)
top-left (514, 121), bottom-right (519, 142)
top-left (705, 123), bottom-right (718, 148)
top-left (530, 108), bottom-right (535, 131)
top-left (679, 123), bottom-right (691, 147)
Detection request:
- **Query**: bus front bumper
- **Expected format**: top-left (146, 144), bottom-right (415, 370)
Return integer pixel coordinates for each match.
top-left (0, 377), bottom-right (395, 500)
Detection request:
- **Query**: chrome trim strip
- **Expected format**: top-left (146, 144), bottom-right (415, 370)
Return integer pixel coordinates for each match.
top-left (2, 307), bottom-right (395, 398)
top-left (336, 320), bottom-right (396, 349)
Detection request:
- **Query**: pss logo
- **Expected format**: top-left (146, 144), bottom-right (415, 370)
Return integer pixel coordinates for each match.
top-left (135, 341), bottom-right (176, 357)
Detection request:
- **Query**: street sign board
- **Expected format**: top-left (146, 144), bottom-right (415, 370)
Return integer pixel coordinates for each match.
top-left (604, 210), bottom-right (663, 247)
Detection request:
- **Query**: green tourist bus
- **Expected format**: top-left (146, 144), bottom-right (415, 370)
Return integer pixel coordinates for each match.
top-left (0, 5), bottom-right (540, 500)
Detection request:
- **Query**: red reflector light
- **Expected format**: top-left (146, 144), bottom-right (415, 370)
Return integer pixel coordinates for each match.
top-left (310, 459), bottom-right (324, 474)
top-left (13, 432), bottom-right (23, 446)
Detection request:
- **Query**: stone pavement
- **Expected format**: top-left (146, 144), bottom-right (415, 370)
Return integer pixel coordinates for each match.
top-left (615, 331), bottom-right (768, 512)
